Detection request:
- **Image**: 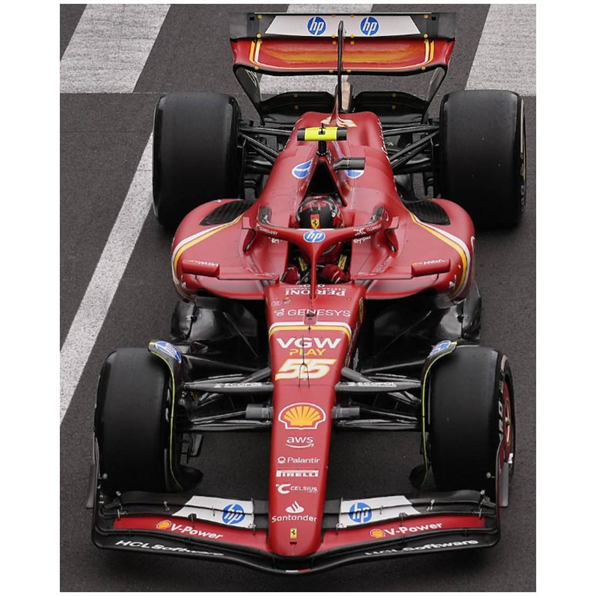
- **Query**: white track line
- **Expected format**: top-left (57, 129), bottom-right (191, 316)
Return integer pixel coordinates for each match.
top-left (61, 4), bottom-right (169, 93)
top-left (60, 137), bottom-right (153, 422)
top-left (466, 4), bottom-right (536, 96)
top-left (259, 4), bottom-right (373, 96)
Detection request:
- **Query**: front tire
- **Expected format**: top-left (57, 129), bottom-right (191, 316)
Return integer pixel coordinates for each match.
top-left (95, 348), bottom-right (171, 495)
top-left (153, 92), bottom-right (241, 230)
top-left (439, 90), bottom-right (526, 229)
top-left (428, 345), bottom-right (515, 502)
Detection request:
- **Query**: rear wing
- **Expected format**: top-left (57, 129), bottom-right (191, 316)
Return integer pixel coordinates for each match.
top-left (230, 12), bottom-right (455, 118)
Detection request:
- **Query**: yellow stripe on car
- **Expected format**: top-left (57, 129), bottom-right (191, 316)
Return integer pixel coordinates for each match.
top-left (408, 212), bottom-right (471, 298)
top-left (172, 214), bottom-right (243, 273)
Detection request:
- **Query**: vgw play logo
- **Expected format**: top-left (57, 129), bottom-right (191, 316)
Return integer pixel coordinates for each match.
top-left (307, 16), bottom-right (326, 36)
top-left (360, 16), bottom-right (379, 36)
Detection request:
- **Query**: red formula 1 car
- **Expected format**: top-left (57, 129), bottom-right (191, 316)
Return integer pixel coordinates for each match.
top-left (91, 12), bottom-right (524, 573)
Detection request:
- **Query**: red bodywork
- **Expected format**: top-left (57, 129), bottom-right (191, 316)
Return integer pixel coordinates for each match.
top-left (169, 110), bottom-right (475, 558)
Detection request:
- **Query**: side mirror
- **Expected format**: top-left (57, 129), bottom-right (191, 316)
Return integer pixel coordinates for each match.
top-left (333, 157), bottom-right (365, 171)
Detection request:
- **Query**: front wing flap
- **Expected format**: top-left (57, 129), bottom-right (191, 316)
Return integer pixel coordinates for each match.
top-left (93, 489), bottom-right (499, 574)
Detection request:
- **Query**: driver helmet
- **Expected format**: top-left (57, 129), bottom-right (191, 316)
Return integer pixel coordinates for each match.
top-left (296, 196), bottom-right (344, 264)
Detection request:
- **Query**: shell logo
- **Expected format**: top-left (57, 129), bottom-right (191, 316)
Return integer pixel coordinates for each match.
top-left (370, 529), bottom-right (385, 539)
top-left (156, 520), bottom-right (172, 530)
top-left (279, 403), bottom-right (326, 430)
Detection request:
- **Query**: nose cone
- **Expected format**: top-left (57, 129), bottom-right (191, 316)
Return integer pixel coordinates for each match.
top-left (268, 388), bottom-right (334, 557)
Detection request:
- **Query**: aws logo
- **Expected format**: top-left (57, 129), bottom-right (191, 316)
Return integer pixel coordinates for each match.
top-left (279, 403), bottom-right (326, 430)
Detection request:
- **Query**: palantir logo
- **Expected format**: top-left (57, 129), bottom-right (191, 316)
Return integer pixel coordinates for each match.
top-left (360, 16), bottom-right (379, 36)
top-left (349, 502), bottom-right (372, 523)
top-left (307, 16), bottom-right (326, 36)
top-left (222, 503), bottom-right (245, 525)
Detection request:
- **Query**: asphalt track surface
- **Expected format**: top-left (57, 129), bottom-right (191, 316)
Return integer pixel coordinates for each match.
top-left (61, 4), bottom-right (536, 591)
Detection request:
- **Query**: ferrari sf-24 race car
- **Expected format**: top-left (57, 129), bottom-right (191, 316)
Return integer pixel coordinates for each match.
top-left (90, 12), bottom-right (525, 574)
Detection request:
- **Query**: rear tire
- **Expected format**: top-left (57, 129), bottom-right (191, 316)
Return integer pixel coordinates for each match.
top-left (428, 345), bottom-right (515, 502)
top-left (95, 348), bottom-right (171, 495)
top-left (153, 92), bottom-right (241, 230)
top-left (439, 90), bottom-right (526, 229)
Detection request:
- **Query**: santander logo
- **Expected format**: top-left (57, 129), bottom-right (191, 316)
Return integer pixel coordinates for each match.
top-left (285, 501), bottom-right (305, 514)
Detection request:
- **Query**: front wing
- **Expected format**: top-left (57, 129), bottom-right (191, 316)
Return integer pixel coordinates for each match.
top-left (92, 489), bottom-right (499, 574)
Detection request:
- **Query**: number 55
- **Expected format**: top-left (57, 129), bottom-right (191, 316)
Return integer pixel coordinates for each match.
top-left (275, 358), bottom-right (336, 380)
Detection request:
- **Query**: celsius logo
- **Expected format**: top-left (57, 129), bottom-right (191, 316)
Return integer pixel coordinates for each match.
top-left (292, 159), bottom-right (312, 179)
top-left (360, 16), bottom-right (379, 36)
top-left (349, 502), bottom-right (372, 523)
top-left (303, 230), bottom-right (326, 243)
top-left (222, 503), bottom-right (245, 525)
top-left (307, 16), bottom-right (326, 36)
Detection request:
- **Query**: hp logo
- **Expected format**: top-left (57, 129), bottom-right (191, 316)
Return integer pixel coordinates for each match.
top-left (222, 503), bottom-right (246, 525)
top-left (292, 160), bottom-right (312, 179)
top-left (360, 16), bottom-right (379, 36)
top-left (349, 502), bottom-right (372, 524)
top-left (345, 169), bottom-right (364, 179)
top-left (307, 16), bottom-right (326, 36)
top-left (303, 230), bottom-right (326, 243)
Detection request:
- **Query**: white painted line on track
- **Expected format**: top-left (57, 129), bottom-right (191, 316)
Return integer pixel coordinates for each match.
top-left (60, 136), bottom-right (153, 422)
top-left (259, 4), bottom-right (372, 96)
top-left (466, 4), bottom-right (536, 96)
top-left (61, 4), bottom-right (170, 93)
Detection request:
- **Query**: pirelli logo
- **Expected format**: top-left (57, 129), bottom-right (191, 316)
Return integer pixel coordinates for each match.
top-left (276, 470), bottom-right (319, 478)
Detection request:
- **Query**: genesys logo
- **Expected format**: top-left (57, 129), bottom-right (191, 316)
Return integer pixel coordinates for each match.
top-left (277, 455), bottom-right (320, 465)
top-left (276, 469), bottom-right (319, 478)
top-left (155, 520), bottom-right (223, 540)
top-left (370, 522), bottom-right (444, 538)
top-left (276, 483), bottom-right (319, 495)
top-left (278, 402), bottom-right (327, 429)
top-left (286, 435), bottom-right (315, 449)
top-left (222, 504), bottom-right (246, 525)
top-left (307, 16), bottom-right (326, 36)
